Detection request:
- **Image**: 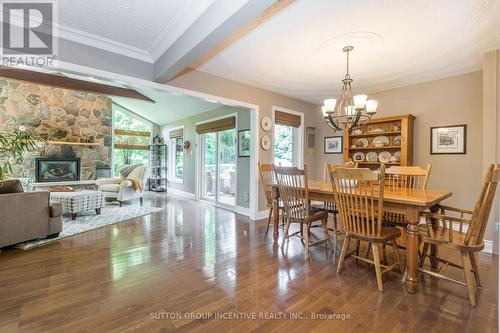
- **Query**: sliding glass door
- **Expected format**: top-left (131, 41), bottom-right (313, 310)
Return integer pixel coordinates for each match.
top-left (201, 128), bottom-right (236, 206)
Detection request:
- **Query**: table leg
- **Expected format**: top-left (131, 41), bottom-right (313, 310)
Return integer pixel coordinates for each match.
top-left (404, 207), bottom-right (420, 294)
top-left (272, 199), bottom-right (279, 241)
top-left (429, 205), bottom-right (440, 269)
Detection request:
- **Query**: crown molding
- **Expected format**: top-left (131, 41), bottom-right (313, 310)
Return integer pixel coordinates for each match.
top-left (4, 1), bottom-right (215, 65)
top-left (57, 25), bottom-right (154, 63)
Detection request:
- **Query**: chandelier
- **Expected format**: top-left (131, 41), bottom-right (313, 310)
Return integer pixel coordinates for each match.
top-left (322, 46), bottom-right (378, 133)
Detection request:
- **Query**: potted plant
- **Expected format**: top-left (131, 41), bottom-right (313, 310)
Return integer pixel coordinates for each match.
top-left (0, 126), bottom-right (41, 180)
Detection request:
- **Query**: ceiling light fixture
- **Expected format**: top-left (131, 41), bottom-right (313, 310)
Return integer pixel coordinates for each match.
top-left (322, 46), bottom-right (377, 133)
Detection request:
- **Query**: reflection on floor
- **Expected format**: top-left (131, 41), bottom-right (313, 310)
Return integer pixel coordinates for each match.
top-left (0, 192), bottom-right (497, 332)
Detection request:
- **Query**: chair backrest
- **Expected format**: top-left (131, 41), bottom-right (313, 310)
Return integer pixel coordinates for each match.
top-left (127, 165), bottom-right (148, 186)
top-left (258, 163), bottom-right (275, 206)
top-left (323, 161), bottom-right (358, 181)
top-left (328, 165), bottom-right (385, 237)
top-left (465, 164), bottom-right (500, 246)
top-left (273, 165), bottom-right (309, 221)
top-left (385, 164), bottom-right (431, 190)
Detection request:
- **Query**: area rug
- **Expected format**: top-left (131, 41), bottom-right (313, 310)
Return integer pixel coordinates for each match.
top-left (14, 205), bottom-right (163, 250)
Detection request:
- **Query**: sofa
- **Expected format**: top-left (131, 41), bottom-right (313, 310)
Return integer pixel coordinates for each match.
top-left (96, 165), bottom-right (148, 206)
top-left (0, 191), bottom-right (63, 249)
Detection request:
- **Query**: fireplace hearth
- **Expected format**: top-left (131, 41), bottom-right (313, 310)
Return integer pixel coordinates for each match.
top-left (35, 158), bottom-right (81, 182)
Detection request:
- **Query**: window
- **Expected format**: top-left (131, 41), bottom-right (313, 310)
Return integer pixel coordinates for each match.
top-left (274, 124), bottom-right (294, 166)
top-left (113, 109), bottom-right (152, 176)
top-left (168, 127), bottom-right (184, 182)
top-left (273, 109), bottom-right (303, 167)
top-left (174, 137), bottom-right (184, 179)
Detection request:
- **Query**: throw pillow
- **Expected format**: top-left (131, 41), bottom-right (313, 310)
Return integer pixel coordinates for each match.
top-left (0, 179), bottom-right (24, 194)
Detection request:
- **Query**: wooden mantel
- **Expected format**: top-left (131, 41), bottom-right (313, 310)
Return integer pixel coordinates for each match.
top-left (46, 141), bottom-right (101, 147)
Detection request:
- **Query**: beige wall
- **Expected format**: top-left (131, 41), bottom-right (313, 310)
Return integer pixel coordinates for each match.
top-left (483, 50), bottom-right (500, 253)
top-left (167, 69), bottom-right (318, 211)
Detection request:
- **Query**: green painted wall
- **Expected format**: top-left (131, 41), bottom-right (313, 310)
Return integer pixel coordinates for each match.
top-left (161, 105), bottom-right (251, 208)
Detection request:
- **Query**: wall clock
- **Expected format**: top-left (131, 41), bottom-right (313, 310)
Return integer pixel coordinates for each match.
top-left (261, 135), bottom-right (272, 150)
top-left (260, 116), bottom-right (272, 132)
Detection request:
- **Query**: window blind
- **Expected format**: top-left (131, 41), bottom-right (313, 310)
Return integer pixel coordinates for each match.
top-left (275, 111), bottom-right (301, 128)
top-left (113, 128), bottom-right (150, 151)
top-left (195, 116), bottom-right (236, 134)
top-left (169, 128), bottom-right (184, 139)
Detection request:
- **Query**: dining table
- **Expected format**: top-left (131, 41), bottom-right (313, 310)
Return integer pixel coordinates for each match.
top-left (271, 179), bottom-right (452, 294)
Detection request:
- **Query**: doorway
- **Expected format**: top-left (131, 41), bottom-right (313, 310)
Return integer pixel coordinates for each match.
top-left (200, 124), bottom-right (237, 206)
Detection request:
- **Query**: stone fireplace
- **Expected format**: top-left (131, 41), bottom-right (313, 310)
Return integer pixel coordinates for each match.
top-left (35, 158), bottom-right (81, 182)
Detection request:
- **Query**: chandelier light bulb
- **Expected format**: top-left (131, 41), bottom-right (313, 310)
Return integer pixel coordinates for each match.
top-left (321, 106), bottom-right (329, 117)
top-left (366, 100), bottom-right (378, 114)
top-left (353, 95), bottom-right (367, 109)
top-left (324, 99), bottom-right (337, 109)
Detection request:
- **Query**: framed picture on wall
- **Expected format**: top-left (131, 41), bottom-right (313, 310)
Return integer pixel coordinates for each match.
top-left (430, 124), bottom-right (466, 154)
top-left (238, 129), bottom-right (251, 157)
top-left (324, 136), bottom-right (343, 154)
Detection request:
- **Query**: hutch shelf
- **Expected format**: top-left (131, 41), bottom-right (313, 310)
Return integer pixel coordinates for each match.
top-left (343, 114), bottom-right (415, 169)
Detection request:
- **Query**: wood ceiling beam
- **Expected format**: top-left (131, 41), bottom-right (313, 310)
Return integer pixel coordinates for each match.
top-left (0, 66), bottom-right (154, 102)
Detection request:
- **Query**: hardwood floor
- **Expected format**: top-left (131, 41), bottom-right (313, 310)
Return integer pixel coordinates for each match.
top-left (0, 193), bottom-right (497, 332)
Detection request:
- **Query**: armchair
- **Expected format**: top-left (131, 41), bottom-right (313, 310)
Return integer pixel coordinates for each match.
top-left (96, 165), bottom-right (148, 206)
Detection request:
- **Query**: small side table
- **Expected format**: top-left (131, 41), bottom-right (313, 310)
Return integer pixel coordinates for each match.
top-left (50, 190), bottom-right (104, 220)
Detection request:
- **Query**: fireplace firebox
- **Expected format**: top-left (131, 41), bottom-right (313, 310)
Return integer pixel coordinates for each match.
top-left (35, 158), bottom-right (81, 182)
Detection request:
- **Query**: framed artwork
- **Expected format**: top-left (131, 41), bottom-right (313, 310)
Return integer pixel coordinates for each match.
top-left (306, 127), bottom-right (316, 154)
top-left (238, 129), bottom-right (251, 157)
top-left (430, 124), bottom-right (466, 154)
top-left (324, 136), bottom-right (343, 154)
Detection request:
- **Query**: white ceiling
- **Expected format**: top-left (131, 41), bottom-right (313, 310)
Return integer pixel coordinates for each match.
top-left (111, 86), bottom-right (222, 126)
top-left (196, 0), bottom-right (500, 104)
top-left (58, 0), bottom-right (214, 62)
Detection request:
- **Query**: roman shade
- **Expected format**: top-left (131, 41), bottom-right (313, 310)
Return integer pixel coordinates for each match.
top-left (169, 128), bottom-right (184, 139)
top-left (275, 111), bottom-right (301, 128)
top-left (195, 117), bottom-right (236, 134)
top-left (113, 128), bottom-right (150, 151)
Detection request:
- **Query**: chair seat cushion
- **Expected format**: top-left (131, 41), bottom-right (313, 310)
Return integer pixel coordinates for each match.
top-left (100, 183), bottom-right (120, 192)
top-left (346, 226), bottom-right (401, 242)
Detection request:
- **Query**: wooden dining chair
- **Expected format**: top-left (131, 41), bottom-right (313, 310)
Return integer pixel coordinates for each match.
top-left (383, 164), bottom-right (432, 225)
top-left (258, 163), bottom-right (284, 234)
top-left (273, 164), bottom-right (332, 260)
top-left (418, 164), bottom-right (500, 306)
top-left (329, 165), bottom-right (404, 292)
top-left (310, 161), bottom-right (359, 255)
top-left (378, 164), bottom-right (433, 261)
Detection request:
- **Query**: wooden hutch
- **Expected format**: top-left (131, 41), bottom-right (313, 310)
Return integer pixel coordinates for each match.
top-left (343, 114), bottom-right (415, 169)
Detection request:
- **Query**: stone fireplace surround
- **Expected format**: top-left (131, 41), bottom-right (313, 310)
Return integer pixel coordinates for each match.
top-left (0, 77), bottom-right (113, 181)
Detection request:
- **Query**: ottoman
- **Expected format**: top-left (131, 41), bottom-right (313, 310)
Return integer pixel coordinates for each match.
top-left (50, 190), bottom-right (105, 220)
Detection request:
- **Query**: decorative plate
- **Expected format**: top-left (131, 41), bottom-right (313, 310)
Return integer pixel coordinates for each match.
top-left (393, 135), bottom-right (401, 146)
top-left (379, 151), bottom-right (391, 163)
top-left (353, 152), bottom-right (365, 162)
top-left (356, 138), bottom-right (369, 148)
top-left (261, 135), bottom-right (272, 150)
top-left (373, 135), bottom-right (389, 147)
top-left (366, 152), bottom-right (378, 162)
top-left (393, 151), bottom-right (401, 161)
top-left (261, 116), bottom-right (272, 131)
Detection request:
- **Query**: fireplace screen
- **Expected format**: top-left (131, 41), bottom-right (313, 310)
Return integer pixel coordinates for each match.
top-left (35, 158), bottom-right (81, 182)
